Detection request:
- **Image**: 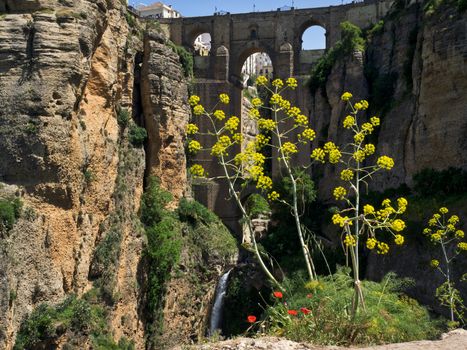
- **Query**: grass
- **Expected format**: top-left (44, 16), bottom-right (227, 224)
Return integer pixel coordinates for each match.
top-left (262, 268), bottom-right (444, 346)
top-left (0, 197), bottom-right (22, 234)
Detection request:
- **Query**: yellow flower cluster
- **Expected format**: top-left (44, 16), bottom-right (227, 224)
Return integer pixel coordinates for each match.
top-left (189, 95), bottom-right (200, 106)
top-left (364, 143), bottom-right (376, 155)
top-left (270, 94), bottom-right (281, 105)
top-left (295, 114), bottom-right (308, 126)
top-left (391, 219), bottom-right (406, 232)
top-left (354, 132), bottom-right (365, 144)
top-left (252, 98), bottom-right (262, 107)
top-left (249, 108), bottom-right (260, 119)
top-left (430, 259), bottom-right (440, 268)
top-left (272, 78), bottom-right (284, 89)
top-left (287, 107), bottom-right (301, 117)
top-left (219, 93), bottom-right (230, 104)
top-left (279, 98), bottom-right (291, 110)
top-left (377, 242), bottom-right (389, 254)
top-left (370, 116), bottom-right (380, 126)
top-left (188, 140), bottom-right (201, 154)
top-left (268, 191), bottom-right (280, 201)
top-left (311, 148), bottom-right (326, 163)
top-left (341, 92), bottom-right (353, 101)
top-left (361, 122), bottom-right (374, 135)
top-left (377, 156), bottom-right (395, 170)
top-left (439, 207), bottom-right (449, 214)
top-left (343, 115), bottom-right (355, 129)
top-left (354, 100), bottom-right (369, 111)
top-left (455, 230), bottom-right (464, 238)
top-left (190, 164), bottom-right (205, 177)
top-left (344, 235), bottom-right (357, 247)
top-left (186, 123), bottom-right (199, 135)
top-left (364, 204), bottom-right (375, 215)
top-left (394, 234), bottom-right (404, 245)
top-left (353, 150), bottom-right (366, 162)
top-left (225, 116), bottom-right (240, 132)
top-left (211, 135), bottom-right (231, 157)
top-left (256, 75), bottom-right (268, 86)
top-left (332, 213), bottom-right (352, 227)
top-left (300, 128), bottom-right (316, 141)
top-left (258, 118), bottom-right (277, 131)
top-left (458, 242), bottom-right (467, 251)
top-left (448, 215), bottom-right (459, 225)
top-left (281, 142), bottom-right (298, 155)
top-left (213, 110), bottom-right (226, 121)
top-left (286, 77), bottom-right (298, 89)
top-left (255, 134), bottom-right (270, 149)
top-left (333, 186), bottom-right (347, 200)
top-left (233, 132), bottom-right (242, 143)
top-left (193, 105), bottom-right (205, 116)
top-left (366, 238), bottom-right (377, 250)
top-left (257, 175), bottom-right (273, 190)
top-left (340, 169), bottom-right (354, 181)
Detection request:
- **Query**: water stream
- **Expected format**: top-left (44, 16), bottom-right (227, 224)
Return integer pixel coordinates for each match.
top-left (208, 269), bottom-right (232, 336)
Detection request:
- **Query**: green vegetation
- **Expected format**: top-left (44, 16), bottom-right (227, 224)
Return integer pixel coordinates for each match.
top-left (167, 41), bottom-right (194, 78)
top-left (178, 197), bottom-right (217, 225)
top-left (261, 268), bottom-right (442, 345)
top-left (141, 177), bottom-right (181, 343)
top-left (117, 107), bottom-right (130, 128)
top-left (0, 197), bottom-right (22, 234)
top-left (14, 294), bottom-right (133, 350)
top-left (308, 21), bottom-right (365, 93)
top-left (245, 194), bottom-right (270, 218)
top-left (413, 167), bottom-right (467, 197)
top-left (128, 123), bottom-right (147, 147)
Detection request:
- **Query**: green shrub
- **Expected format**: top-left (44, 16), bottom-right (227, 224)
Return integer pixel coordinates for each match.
top-left (308, 21), bottom-right (365, 93)
top-left (245, 194), bottom-right (270, 218)
top-left (117, 108), bottom-right (130, 128)
top-left (0, 197), bottom-right (22, 233)
top-left (14, 295), bottom-right (124, 350)
top-left (178, 197), bottom-right (218, 225)
top-left (128, 123), bottom-right (147, 147)
top-left (458, 0), bottom-right (467, 11)
top-left (261, 268), bottom-right (443, 345)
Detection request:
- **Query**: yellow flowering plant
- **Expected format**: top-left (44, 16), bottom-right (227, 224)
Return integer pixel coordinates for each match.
top-left (324, 93), bottom-right (408, 314)
top-left (423, 207), bottom-right (466, 325)
top-left (187, 77), bottom-right (322, 285)
top-left (186, 92), bottom-right (283, 290)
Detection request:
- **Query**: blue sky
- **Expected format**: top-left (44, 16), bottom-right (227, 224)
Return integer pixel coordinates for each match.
top-left (129, 0), bottom-right (354, 49)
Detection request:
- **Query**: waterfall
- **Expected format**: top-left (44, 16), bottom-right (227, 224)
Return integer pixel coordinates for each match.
top-left (208, 269), bottom-right (232, 336)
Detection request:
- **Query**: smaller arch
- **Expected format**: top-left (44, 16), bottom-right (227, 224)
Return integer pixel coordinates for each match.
top-left (216, 45), bottom-right (229, 57)
top-left (186, 25), bottom-right (212, 55)
top-left (193, 33), bottom-right (211, 56)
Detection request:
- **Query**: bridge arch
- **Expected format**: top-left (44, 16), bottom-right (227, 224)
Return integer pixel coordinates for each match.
top-left (235, 45), bottom-right (277, 79)
top-left (186, 25), bottom-right (212, 52)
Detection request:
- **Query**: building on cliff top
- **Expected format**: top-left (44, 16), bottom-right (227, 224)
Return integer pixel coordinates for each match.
top-left (137, 2), bottom-right (181, 19)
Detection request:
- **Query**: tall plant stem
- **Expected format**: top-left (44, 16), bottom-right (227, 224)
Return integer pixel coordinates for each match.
top-left (441, 241), bottom-right (455, 322)
top-left (220, 155), bottom-right (283, 291)
top-left (273, 110), bottom-right (317, 281)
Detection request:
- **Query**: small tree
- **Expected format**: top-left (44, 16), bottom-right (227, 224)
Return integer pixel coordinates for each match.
top-left (424, 207), bottom-right (466, 326)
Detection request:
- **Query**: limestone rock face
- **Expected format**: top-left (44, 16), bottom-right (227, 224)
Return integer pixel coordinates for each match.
top-left (0, 1), bottom-right (149, 348)
top-left (310, 4), bottom-right (467, 198)
top-left (141, 30), bottom-right (190, 203)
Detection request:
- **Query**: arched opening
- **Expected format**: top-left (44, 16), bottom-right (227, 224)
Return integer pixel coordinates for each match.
top-left (299, 24), bottom-right (326, 74)
top-left (241, 52), bottom-right (274, 88)
top-left (193, 33), bottom-right (211, 56)
top-left (301, 25), bottom-right (326, 50)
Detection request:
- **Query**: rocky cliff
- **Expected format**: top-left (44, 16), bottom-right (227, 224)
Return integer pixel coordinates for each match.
top-left (0, 1), bottom-right (235, 349)
top-left (307, 1), bottom-right (467, 313)
top-left (309, 2), bottom-right (467, 198)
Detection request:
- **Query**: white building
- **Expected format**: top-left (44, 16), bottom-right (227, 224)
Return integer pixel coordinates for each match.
top-left (242, 53), bottom-right (273, 79)
top-left (137, 2), bottom-right (181, 19)
top-left (194, 33), bottom-right (211, 56)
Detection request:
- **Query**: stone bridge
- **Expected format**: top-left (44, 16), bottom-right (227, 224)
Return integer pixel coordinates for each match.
top-left (159, 0), bottom-right (394, 233)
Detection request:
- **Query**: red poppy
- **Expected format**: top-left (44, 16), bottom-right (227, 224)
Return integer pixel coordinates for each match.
top-left (306, 294), bottom-right (313, 298)
top-left (273, 291), bottom-right (283, 298)
top-left (287, 309), bottom-right (298, 316)
top-left (247, 315), bottom-right (257, 323)
top-left (300, 307), bottom-right (311, 315)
